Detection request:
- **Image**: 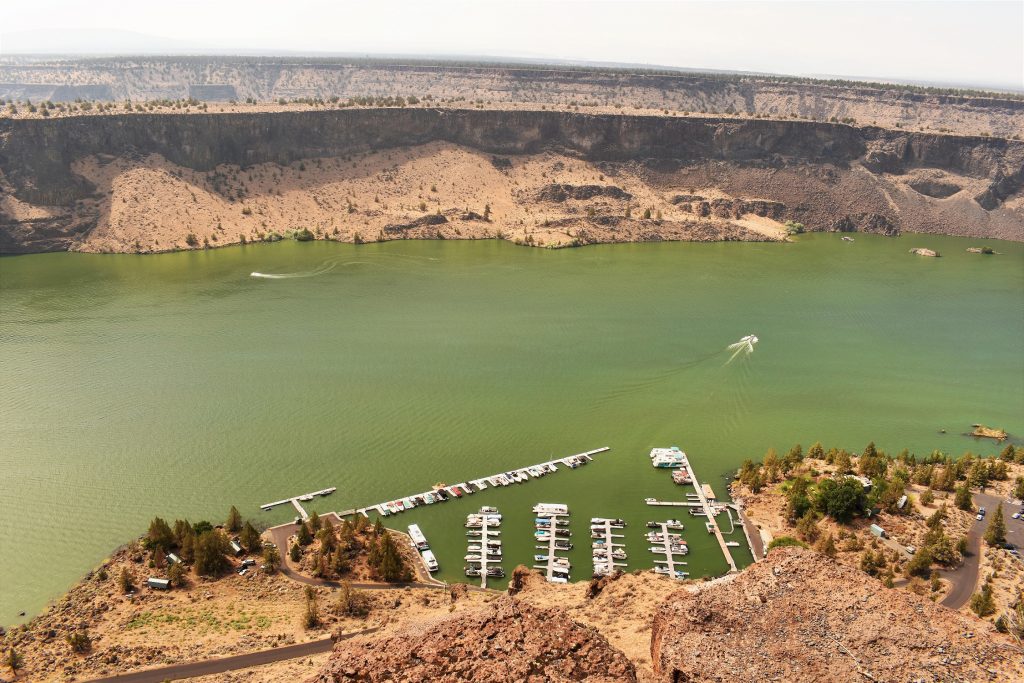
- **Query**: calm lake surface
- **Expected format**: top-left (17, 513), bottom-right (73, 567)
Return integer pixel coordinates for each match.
top-left (2, 234), bottom-right (1022, 622)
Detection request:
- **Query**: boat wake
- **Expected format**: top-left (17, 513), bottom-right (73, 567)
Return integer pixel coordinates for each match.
top-left (725, 334), bottom-right (758, 365)
top-left (250, 260), bottom-right (368, 279)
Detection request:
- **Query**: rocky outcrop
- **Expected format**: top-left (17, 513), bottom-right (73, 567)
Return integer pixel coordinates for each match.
top-left (535, 183), bottom-right (633, 202)
top-left (651, 547), bottom-right (1024, 683)
top-left (313, 596), bottom-right (637, 683)
top-left (0, 109), bottom-right (1021, 253)
top-left (676, 197), bottom-right (787, 220)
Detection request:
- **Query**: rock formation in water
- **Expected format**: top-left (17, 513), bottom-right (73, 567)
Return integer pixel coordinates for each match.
top-left (1, 109), bottom-right (1022, 253)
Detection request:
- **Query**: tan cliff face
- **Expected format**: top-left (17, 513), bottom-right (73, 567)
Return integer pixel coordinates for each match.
top-left (0, 109), bottom-right (1021, 254)
top-left (2, 58), bottom-right (1022, 138)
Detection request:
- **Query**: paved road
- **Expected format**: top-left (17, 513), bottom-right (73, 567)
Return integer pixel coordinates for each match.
top-left (736, 505), bottom-right (764, 561)
top-left (84, 629), bottom-right (378, 683)
top-left (938, 491), bottom-right (1009, 609)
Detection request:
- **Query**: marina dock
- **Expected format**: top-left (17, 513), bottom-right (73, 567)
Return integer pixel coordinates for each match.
top-left (591, 518), bottom-right (627, 577)
top-left (260, 487), bottom-right (337, 522)
top-left (648, 521), bottom-right (689, 580)
top-left (678, 459), bottom-right (738, 573)
top-left (533, 504), bottom-right (571, 583)
top-left (351, 447), bottom-right (609, 518)
top-left (465, 507), bottom-right (502, 589)
top-left (647, 448), bottom-right (739, 573)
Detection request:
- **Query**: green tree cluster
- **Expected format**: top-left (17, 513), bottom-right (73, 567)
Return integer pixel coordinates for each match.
top-left (813, 478), bottom-right (867, 523)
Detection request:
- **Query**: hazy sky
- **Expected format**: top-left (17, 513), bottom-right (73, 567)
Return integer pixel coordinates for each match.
top-left (2, 1), bottom-right (1021, 89)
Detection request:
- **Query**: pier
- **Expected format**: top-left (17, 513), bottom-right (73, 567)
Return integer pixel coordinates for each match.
top-left (591, 518), bottom-right (627, 577)
top-left (260, 487), bottom-right (337, 522)
top-left (679, 460), bottom-right (738, 573)
top-left (648, 521), bottom-right (689, 580)
top-left (533, 506), bottom-right (571, 583)
top-left (351, 447), bottom-right (610, 518)
top-left (465, 507), bottom-right (502, 589)
top-left (646, 449), bottom-right (739, 573)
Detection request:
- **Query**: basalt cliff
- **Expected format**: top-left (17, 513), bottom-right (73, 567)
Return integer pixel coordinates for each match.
top-left (1, 108), bottom-right (1022, 253)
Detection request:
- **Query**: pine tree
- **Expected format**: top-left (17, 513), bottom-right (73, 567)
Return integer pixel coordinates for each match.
top-left (5, 647), bottom-right (23, 676)
top-left (808, 441), bottom-right (825, 460)
top-left (194, 531), bottom-right (230, 576)
top-left (263, 544), bottom-right (281, 572)
top-left (984, 504), bottom-right (1006, 546)
top-left (1013, 476), bottom-right (1024, 500)
top-left (302, 586), bottom-right (320, 629)
top-left (954, 484), bottom-right (973, 511)
top-left (297, 523), bottom-right (313, 546)
top-left (796, 511), bottom-right (820, 542)
top-left (168, 562), bottom-right (187, 587)
top-left (970, 580), bottom-right (996, 616)
top-left (289, 542), bottom-right (301, 563)
top-left (835, 451), bottom-right (852, 474)
top-left (119, 567), bottom-right (135, 594)
top-left (308, 511), bottom-right (322, 533)
top-left (226, 505), bottom-right (243, 532)
top-left (146, 517), bottom-right (175, 551)
top-left (240, 521), bottom-right (262, 553)
top-left (816, 532), bottom-right (837, 558)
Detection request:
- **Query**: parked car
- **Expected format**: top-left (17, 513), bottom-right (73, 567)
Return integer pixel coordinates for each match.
top-left (978, 507), bottom-right (986, 516)
top-left (241, 559), bottom-right (256, 568)
top-left (237, 567), bottom-right (249, 576)
top-left (1012, 512), bottom-right (1022, 520)
top-left (976, 513), bottom-right (984, 520)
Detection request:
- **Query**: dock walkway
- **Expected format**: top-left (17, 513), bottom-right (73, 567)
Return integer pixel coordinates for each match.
top-left (591, 519), bottom-right (627, 577)
top-left (260, 487), bottom-right (337, 522)
top-left (351, 447), bottom-right (609, 519)
top-left (534, 509), bottom-right (571, 582)
top-left (466, 508), bottom-right (502, 589)
top-left (649, 521), bottom-right (688, 579)
top-left (683, 461), bottom-right (738, 573)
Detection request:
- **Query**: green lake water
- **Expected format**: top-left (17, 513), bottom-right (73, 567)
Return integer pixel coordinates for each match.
top-left (1, 234), bottom-right (1022, 623)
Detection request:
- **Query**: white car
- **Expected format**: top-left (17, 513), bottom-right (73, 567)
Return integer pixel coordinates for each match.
top-left (1013, 512), bottom-right (1022, 520)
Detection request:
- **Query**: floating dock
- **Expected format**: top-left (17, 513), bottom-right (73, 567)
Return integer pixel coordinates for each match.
top-left (465, 507), bottom-right (502, 589)
top-left (648, 521), bottom-right (689, 580)
top-left (533, 505), bottom-right (571, 583)
top-left (351, 448), bottom-right (609, 518)
top-left (591, 518), bottom-right (627, 577)
top-left (646, 448), bottom-right (739, 573)
top-left (260, 487), bottom-right (337, 522)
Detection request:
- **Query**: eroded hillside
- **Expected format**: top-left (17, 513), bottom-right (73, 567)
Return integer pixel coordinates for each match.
top-left (1, 109), bottom-right (1021, 254)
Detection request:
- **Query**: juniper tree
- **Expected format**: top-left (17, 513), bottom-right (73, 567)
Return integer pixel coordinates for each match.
top-left (240, 521), bottom-right (262, 553)
top-left (263, 544), bottom-right (281, 572)
top-left (226, 506), bottom-right (243, 532)
top-left (119, 568), bottom-right (135, 593)
top-left (5, 648), bottom-right (23, 676)
top-left (954, 484), bottom-right (973, 511)
top-left (984, 504), bottom-right (1006, 546)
